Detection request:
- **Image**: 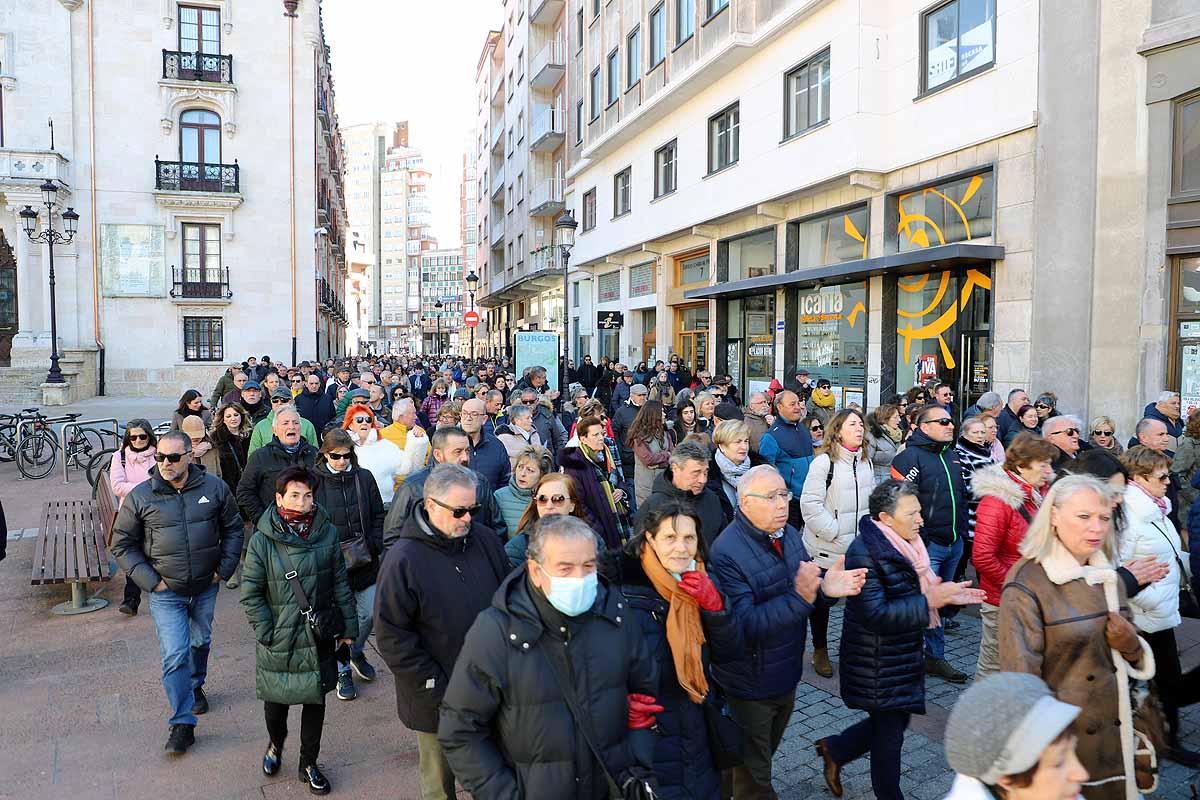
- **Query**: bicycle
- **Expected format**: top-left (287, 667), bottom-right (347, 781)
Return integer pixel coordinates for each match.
top-left (2, 408), bottom-right (73, 479)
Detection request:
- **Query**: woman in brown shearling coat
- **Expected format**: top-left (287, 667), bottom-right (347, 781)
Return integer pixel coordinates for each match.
top-left (998, 475), bottom-right (1155, 800)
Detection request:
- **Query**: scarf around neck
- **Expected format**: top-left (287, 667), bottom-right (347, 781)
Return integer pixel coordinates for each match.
top-left (714, 448), bottom-right (751, 508)
top-left (1132, 479), bottom-right (1169, 517)
top-left (278, 506), bottom-right (315, 538)
top-left (810, 388), bottom-right (835, 409)
top-left (875, 519), bottom-right (940, 628)
top-left (639, 542), bottom-right (708, 704)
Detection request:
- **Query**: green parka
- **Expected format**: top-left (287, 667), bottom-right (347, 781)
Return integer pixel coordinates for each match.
top-left (240, 506), bottom-right (359, 706)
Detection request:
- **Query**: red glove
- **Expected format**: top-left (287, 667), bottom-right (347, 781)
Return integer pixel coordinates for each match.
top-left (627, 693), bottom-right (664, 730)
top-left (678, 571), bottom-right (724, 612)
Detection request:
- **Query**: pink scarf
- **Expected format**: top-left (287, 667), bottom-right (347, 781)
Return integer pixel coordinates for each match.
top-left (1132, 479), bottom-right (1168, 517)
top-left (875, 519), bottom-right (940, 628)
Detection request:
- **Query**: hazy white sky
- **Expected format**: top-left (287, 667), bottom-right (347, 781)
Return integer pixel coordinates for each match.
top-left (323, 1), bottom-right (501, 249)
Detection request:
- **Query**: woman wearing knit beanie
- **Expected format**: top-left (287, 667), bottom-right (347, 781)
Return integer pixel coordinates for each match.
top-left (942, 672), bottom-right (1087, 799)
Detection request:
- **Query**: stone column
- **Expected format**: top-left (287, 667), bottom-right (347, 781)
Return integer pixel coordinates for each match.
top-left (6, 202), bottom-right (47, 364)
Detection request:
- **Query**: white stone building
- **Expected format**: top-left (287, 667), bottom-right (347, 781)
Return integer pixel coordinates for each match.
top-left (0, 0), bottom-right (348, 403)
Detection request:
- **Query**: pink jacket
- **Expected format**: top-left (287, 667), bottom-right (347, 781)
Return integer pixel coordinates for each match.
top-left (110, 446), bottom-right (157, 507)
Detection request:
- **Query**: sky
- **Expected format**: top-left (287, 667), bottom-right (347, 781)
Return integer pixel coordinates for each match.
top-left (323, 1), bottom-right (501, 250)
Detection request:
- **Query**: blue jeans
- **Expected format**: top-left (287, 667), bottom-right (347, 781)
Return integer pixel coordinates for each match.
top-left (147, 582), bottom-right (219, 726)
top-left (924, 537), bottom-right (963, 660)
top-left (338, 583), bottom-right (376, 671)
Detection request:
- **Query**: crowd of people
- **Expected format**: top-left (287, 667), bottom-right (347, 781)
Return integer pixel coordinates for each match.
top-left (101, 349), bottom-right (1200, 799)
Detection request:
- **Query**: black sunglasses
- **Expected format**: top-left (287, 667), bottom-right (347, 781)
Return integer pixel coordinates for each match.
top-left (537, 493), bottom-right (568, 505)
top-left (326, 451), bottom-right (352, 461)
top-left (154, 452), bottom-right (188, 463)
top-left (923, 417), bottom-right (955, 426)
top-left (129, 433), bottom-right (150, 442)
top-left (1052, 428), bottom-right (1080, 437)
top-left (810, 424), bottom-right (823, 431)
top-left (1034, 403), bottom-right (1051, 410)
top-left (430, 497), bottom-right (481, 518)
top-left (1093, 429), bottom-right (1114, 437)
top-left (352, 415), bottom-right (373, 424)
top-left (271, 397), bottom-right (289, 404)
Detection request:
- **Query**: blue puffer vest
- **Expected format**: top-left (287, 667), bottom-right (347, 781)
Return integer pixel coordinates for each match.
top-left (757, 417), bottom-right (814, 499)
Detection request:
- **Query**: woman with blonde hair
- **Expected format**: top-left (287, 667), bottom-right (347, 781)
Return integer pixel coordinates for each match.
top-left (493, 444), bottom-right (553, 537)
top-left (998, 475), bottom-right (1155, 800)
top-left (709, 419), bottom-right (753, 519)
top-left (1088, 415), bottom-right (1123, 457)
top-left (800, 407), bottom-right (875, 677)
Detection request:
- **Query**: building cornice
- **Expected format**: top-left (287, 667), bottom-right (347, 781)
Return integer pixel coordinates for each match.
top-left (153, 190), bottom-right (245, 241)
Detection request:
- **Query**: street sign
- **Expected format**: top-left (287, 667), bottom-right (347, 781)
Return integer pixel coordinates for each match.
top-left (464, 310), bottom-right (480, 328)
top-left (597, 310), bottom-right (624, 330)
top-left (439, 295), bottom-right (459, 303)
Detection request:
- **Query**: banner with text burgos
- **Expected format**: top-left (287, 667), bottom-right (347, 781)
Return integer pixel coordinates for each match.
top-left (516, 331), bottom-right (560, 393)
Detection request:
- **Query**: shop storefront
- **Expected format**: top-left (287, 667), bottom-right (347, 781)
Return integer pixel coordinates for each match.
top-left (1170, 257), bottom-right (1200, 416)
top-left (793, 281), bottom-right (868, 406)
top-left (717, 228), bottom-right (777, 398)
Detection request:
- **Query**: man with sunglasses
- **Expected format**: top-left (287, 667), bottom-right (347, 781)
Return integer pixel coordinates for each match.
top-left (1043, 415), bottom-right (1084, 477)
top-left (247, 387), bottom-right (320, 455)
top-left (111, 431), bottom-right (244, 756)
top-left (888, 405), bottom-right (971, 683)
top-left (376, 463), bottom-right (508, 800)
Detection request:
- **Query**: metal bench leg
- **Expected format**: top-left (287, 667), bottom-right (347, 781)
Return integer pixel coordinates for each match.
top-left (52, 582), bottom-right (109, 616)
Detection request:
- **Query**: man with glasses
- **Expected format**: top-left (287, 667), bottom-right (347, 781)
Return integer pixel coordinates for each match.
top-left (742, 391), bottom-right (775, 456)
top-left (247, 387), bottom-right (320, 455)
top-left (708, 465), bottom-right (866, 799)
top-left (459, 398), bottom-right (511, 492)
top-left (237, 407), bottom-right (319, 525)
top-left (111, 431), bottom-right (244, 755)
top-left (1043, 415), bottom-right (1084, 476)
top-left (759, 391), bottom-right (815, 530)
top-left (375, 463), bottom-right (507, 800)
top-left (888, 405), bottom-right (971, 682)
top-left (995, 388), bottom-right (1030, 445)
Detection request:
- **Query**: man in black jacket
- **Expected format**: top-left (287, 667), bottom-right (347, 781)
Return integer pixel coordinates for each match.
top-left (375, 464), bottom-right (508, 800)
top-left (637, 440), bottom-right (730, 548)
top-left (888, 404), bottom-right (969, 683)
top-left (110, 431), bottom-right (243, 755)
top-left (236, 407), bottom-right (318, 525)
top-left (295, 374), bottom-right (334, 434)
top-left (439, 514), bottom-right (661, 799)
top-left (994, 388), bottom-right (1030, 444)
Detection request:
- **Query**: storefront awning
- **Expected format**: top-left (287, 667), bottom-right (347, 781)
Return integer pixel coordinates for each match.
top-left (683, 243), bottom-right (1006, 301)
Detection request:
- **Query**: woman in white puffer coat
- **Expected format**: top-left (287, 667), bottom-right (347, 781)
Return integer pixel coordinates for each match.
top-left (800, 407), bottom-right (874, 678)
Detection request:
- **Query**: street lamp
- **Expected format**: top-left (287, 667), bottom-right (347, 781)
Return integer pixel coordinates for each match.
top-left (434, 299), bottom-right (444, 355)
top-left (554, 210), bottom-right (578, 405)
top-left (465, 270), bottom-right (479, 360)
top-left (20, 180), bottom-right (80, 384)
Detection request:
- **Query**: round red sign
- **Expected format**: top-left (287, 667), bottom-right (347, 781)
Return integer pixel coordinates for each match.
top-left (464, 310), bottom-right (480, 328)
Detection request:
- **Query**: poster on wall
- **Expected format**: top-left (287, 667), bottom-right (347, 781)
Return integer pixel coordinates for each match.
top-left (844, 389), bottom-right (864, 409)
top-left (727, 343), bottom-right (741, 389)
top-left (1182, 343), bottom-right (1200, 418)
top-left (100, 224), bottom-right (167, 297)
top-left (917, 354), bottom-right (938, 381)
top-left (515, 331), bottom-right (560, 392)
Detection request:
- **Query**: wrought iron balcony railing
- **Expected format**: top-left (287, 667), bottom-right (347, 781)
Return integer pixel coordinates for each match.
top-left (156, 158), bottom-right (240, 193)
top-left (162, 49), bottom-right (233, 83)
top-left (170, 265), bottom-right (232, 299)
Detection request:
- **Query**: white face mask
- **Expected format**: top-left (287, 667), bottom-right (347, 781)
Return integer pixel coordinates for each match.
top-left (538, 563), bottom-right (598, 617)
top-left (668, 559), bottom-right (697, 582)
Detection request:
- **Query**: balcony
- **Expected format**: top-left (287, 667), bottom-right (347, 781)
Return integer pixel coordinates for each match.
top-left (530, 178), bottom-right (564, 217)
top-left (530, 41), bottom-right (565, 89)
top-left (490, 219), bottom-right (505, 249)
top-left (490, 70), bottom-right (504, 103)
top-left (155, 158), bottom-right (240, 193)
top-left (530, 0), bottom-right (564, 25)
top-left (480, 246), bottom-right (564, 307)
top-left (170, 265), bottom-right (232, 302)
top-left (490, 169), bottom-right (504, 200)
top-left (490, 123), bottom-right (504, 154)
top-left (162, 49), bottom-right (233, 83)
top-left (318, 276), bottom-right (348, 324)
top-left (530, 107), bottom-right (564, 152)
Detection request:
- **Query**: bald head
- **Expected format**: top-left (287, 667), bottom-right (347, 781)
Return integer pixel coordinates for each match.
top-left (460, 397), bottom-right (486, 436)
top-left (775, 390), bottom-right (805, 423)
top-left (1137, 418), bottom-right (1170, 452)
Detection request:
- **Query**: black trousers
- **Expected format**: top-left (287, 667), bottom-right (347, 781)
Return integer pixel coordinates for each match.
top-left (727, 690), bottom-right (794, 800)
top-left (1142, 628), bottom-right (1200, 741)
top-left (264, 701), bottom-right (326, 767)
top-left (787, 501), bottom-right (803, 532)
top-left (824, 709), bottom-right (911, 800)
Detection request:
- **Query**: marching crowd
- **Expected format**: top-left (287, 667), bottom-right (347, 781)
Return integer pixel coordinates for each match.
top-left (99, 349), bottom-right (1200, 799)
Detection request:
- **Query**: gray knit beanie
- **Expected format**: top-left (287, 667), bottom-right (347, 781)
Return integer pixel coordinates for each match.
top-left (943, 673), bottom-right (1080, 784)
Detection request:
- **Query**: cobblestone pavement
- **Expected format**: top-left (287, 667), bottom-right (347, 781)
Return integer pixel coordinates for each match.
top-left (775, 605), bottom-right (1200, 799)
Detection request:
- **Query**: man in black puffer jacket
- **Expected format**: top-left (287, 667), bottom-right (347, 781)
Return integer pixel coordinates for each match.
top-left (637, 441), bottom-right (730, 549)
top-left (439, 514), bottom-right (661, 799)
top-left (887, 405), bottom-right (969, 683)
top-left (110, 431), bottom-right (244, 755)
top-left (237, 408), bottom-right (318, 525)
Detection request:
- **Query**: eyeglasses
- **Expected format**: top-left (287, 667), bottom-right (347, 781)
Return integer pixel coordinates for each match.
top-left (1093, 430), bottom-right (1114, 437)
top-left (744, 490), bottom-right (794, 503)
top-left (1034, 403), bottom-right (1051, 410)
top-left (154, 452), bottom-right (188, 463)
top-left (326, 451), bottom-right (352, 461)
top-left (129, 433), bottom-right (149, 442)
top-left (352, 415), bottom-right (373, 424)
top-left (537, 493), bottom-right (568, 505)
top-left (430, 497), bottom-right (481, 518)
top-left (461, 411), bottom-right (485, 419)
top-left (922, 417), bottom-right (955, 427)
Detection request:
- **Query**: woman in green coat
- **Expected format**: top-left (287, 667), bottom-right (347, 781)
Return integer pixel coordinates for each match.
top-left (241, 466), bottom-right (357, 796)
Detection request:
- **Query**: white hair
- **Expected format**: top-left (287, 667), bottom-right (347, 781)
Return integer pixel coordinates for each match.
top-left (1159, 391), bottom-right (1180, 403)
top-left (1019, 474), bottom-right (1116, 564)
top-left (737, 464), bottom-right (784, 500)
top-left (394, 397), bottom-right (415, 415)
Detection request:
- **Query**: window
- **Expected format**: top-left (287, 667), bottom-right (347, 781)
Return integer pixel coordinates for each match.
top-left (576, 8), bottom-right (585, 50)
top-left (922, 0), bottom-right (995, 92)
top-left (583, 188), bottom-right (597, 231)
top-left (630, 263), bottom-right (654, 297)
top-left (613, 167), bottom-right (631, 217)
top-left (793, 205), bottom-right (869, 268)
top-left (180, 109), bottom-right (220, 164)
top-left (678, 253), bottom-right (709, 285)
top-left (508, 70), bottom-right (514, 99)
top-left (707, 0), bottom-right (728, 16)
top-left (517, 50), bottom-right (524, 83)
top-left (576, 100), bottom-right (585, 143)
top-left (650, 4), bottom-right (666, 67)
top-left (654, 139), bottom-right (677, 198)
top-left (784, 49), bottom-right (830, 139)
top-left (722, 228), bottom-right (776, 281)
top-left (1176, 94), bottom-right (1200, 196)
top-left (182, 223), bottom-right (222, 295)
top-left (183, 317), bottom-right (223, 361)
top-left (627, 28), bottom-right (641, 89)
top-left (894, 169), bottom-right (994, 252)
top-left (593, 0), bottom-right (600, 18)
top-left (179, 5), bottom-right (220, 53)
top-left (590, 68), bottom-right (601, 119)
top-left (598, 270), bottom-right (621, 302)
top-left (708, 103), bottom-right (739, 174)
top-left (607, 49), bottom-right (619, 106)
top-left (517, 111), bottom-right (524, 143)
top-left (676, 0), bottom-right (694, 43)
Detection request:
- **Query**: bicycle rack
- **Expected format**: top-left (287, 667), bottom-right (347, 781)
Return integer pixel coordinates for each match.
top-left (60, 418), bottom-right (120, 485)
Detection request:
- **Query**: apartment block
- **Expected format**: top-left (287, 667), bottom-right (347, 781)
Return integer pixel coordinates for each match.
top-left (421, 248), bottom-right (464, 354)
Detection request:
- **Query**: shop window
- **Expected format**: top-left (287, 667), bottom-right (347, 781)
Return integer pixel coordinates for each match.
top-left (1175, 93), bottom-right (1200, 196)
top-left (796, 282), bottom-right (868, 400)
top-left (722, 228), bottom-right (775, 282)
top-left (598, 270), bottom-right (621, 302)
top-left (793, 204), bottom-right (868, 269)
top-left (921, 0), bottom-right (995, 93)
top-left (629, 262), bottom-right (654, 298)
top-left (894, 169), bottom-right (993, 253)
top-left (893, 268), bottom-right (991, 397)
top-left (677, 253), bottom-right (709, 286)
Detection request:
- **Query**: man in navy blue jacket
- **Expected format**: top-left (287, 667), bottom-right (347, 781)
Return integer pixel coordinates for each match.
top-left (709, 464), bottom-right (866, 799)
top-left (460, 398), bottom-right (511, 492)
top-left (758, 391), bottom-right (814, 530)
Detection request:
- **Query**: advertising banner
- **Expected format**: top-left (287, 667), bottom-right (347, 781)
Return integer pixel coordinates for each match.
top-left (516, 331), bottom-right (560, 392)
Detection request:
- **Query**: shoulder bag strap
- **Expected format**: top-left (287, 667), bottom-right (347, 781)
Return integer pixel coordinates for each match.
top-left (270, 536), bottom-right (313, 615)
top-left (1016, 504), bottom-right (1034, 525)
top-left (541, 647), bottom-right (623, 797)
top-left (1149, 520), bottom-right (1190, 581)
top-left (353, 470), bottom-right (372, 552)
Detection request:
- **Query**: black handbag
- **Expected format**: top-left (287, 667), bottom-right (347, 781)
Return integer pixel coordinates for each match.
top-left (1149, 521), bottom-right (1200, 619)
top-left (271, 538), bottom-right (345, 643)
top-left (701, 685), bottom-right (744, 770)
top-left (339, 472), bottom-right (374, 573)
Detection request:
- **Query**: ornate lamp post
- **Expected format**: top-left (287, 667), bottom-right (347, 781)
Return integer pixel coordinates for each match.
top-left (19, 181), bottom-right (80, 385)
top-left (554, 210), bottom-right (578, 406)
top-left (465, 270), bottom-right (479, 360)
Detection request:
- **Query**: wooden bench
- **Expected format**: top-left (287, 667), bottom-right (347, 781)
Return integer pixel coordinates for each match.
top-left (30, 494), bottom-right (113, 616)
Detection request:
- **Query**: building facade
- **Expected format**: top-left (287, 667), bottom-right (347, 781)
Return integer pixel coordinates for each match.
top-left (562, 0), bottom-right (1197, 435)
top-left (460, 147), bottom-right (482, 357)
top-left (420, 248), bottom-right (463, 354)
top-left (0, 0), bottom-right (348, 403)
top-left (378, 141), bottom-right (437, 355)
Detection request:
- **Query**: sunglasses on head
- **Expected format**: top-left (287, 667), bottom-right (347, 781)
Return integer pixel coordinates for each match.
top-left (430, 497), bottom-right (481, 518)
top-left (326, 451), bottom-right (352, 461)
top-left (129, 433), bottom-right (149, 442)
top-left (154, 452), bottom-right (188, 463)
top-left (537, 493), bottom-right (568, 505)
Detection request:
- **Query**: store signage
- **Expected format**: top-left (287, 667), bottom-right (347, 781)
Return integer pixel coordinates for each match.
top-left (799, 290), bottom-right (845, 323)
top-left (597, 311), bottom-right (624, 330)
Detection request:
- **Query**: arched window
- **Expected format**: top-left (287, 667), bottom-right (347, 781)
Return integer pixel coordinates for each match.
top-left (180, 109), bottom-right (221, 166)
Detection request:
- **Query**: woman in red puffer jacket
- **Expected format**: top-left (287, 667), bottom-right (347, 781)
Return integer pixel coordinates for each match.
top-left (970, 432), bottom-right (1058, 680)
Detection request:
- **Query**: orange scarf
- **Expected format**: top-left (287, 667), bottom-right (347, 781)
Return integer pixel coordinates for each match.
top-left (639, 542), bottom-right (709, 704)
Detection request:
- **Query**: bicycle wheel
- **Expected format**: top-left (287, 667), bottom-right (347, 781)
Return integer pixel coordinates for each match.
top-left (87, 447), bottom-right (117, 491)
top-left (17, 430), bottom-right (59, 479)
top-left (69, 428), bottom-right (107, 470)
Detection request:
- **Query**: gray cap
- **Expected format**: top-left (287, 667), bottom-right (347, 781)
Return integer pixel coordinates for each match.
top-left (944, 673), bottom-right (1080, 784)
top-left (631, 383), bottom-right (649, 396)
